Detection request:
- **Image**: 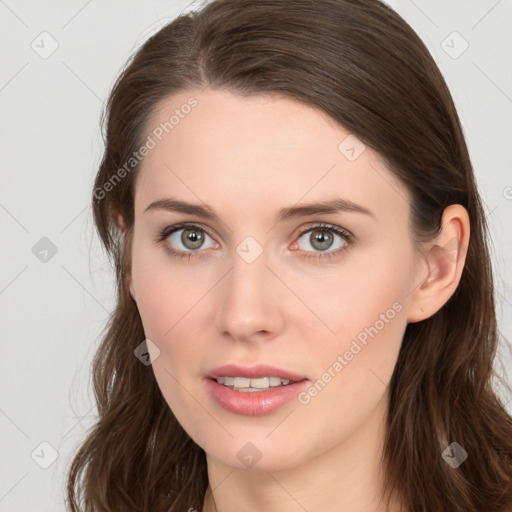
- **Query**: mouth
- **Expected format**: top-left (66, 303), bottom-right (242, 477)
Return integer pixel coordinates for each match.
top-left (204, 364), bottom-right (310, 415)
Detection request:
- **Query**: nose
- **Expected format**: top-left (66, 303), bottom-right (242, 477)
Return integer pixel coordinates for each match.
top-left (214, 243), bottom-right (285, 343)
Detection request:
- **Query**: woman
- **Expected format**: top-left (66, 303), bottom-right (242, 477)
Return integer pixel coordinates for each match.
top-left (66, 0), bottom-right (512, 510)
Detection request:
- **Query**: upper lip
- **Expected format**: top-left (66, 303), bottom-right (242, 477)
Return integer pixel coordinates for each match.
top-left (207, 364), bottom-right (308, 382)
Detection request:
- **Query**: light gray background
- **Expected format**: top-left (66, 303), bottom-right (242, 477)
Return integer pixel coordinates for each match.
top-left (1, 1), bottom-right (511, 510)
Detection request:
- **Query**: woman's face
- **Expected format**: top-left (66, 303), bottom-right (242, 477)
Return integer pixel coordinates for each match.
top-left (128, 88), bottom-right (421, 471)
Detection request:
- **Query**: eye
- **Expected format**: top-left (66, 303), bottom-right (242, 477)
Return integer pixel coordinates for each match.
top-left (156, 222), bottom-right (353, 261)
top-left (156, 223), bottom-right (218, 259)
top-left (293, 223), bottom-right (352, 260)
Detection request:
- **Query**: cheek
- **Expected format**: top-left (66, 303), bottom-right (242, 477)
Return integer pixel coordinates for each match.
top-left (130, 243), bottom-right (214, 408)
top-left (290, 325), bottom-right (403, 468)
top-left (130, 249), bottom-right (209, 431)
top-left (282, 246), bottom-right (413, 343)
top-left (290, 247), bottom-right (411, 411)
top-left (293, 288), bottom-right (407, 458)
top-left (131, 241), bottom-right (209, 341)
top-left (313, 300), bottom-right (406, 402)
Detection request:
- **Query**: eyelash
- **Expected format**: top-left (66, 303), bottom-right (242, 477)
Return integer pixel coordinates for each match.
top-left (155, 222), bottom-right (353, 261)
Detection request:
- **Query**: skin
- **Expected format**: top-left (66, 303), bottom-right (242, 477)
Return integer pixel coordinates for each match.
top-left (125, 88), bottom-right (470, 512)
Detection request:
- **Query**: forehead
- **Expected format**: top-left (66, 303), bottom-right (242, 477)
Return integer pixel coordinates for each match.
top-left (134, 88), bottom-right (410, 226)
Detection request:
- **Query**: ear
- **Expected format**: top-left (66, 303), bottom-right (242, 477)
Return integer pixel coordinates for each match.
top-left (407, 204), bottom-right (470, 323)
top-left (128, 269), bottom-right (136, 303)
top-left (117, 213), bottom-right (125, 231)
top-left (116, 213), bottom-right (137, 303)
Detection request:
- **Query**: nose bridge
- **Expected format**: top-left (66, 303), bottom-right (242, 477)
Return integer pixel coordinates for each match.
top-left (231, 241), bottom-right (268, 298)
top-left (215, 236), bottom-right (281, 340)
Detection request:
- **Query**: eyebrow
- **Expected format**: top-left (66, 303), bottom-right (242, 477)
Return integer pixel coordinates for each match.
top-left (143, 197), bottom-right (374, 223)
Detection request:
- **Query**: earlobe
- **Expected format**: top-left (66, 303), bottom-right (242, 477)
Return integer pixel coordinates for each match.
top-left (407, 204), bottom-right (470, 323)
top-left (128, 273), bottom-right (136, 303)
top-left (117, 213), bottom-right (125, 231)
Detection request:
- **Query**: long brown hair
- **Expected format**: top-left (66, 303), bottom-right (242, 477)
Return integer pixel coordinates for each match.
top-left (66, 0), bottom-right (512, 510)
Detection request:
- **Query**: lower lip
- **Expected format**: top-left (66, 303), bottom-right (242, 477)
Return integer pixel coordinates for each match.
top-left (205, 378), bottom-right (309, 416)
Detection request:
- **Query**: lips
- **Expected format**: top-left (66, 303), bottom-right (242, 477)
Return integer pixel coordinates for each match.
top-left (204, 363), bottom-right (310, 415)
top-left (205, 377), bottom-right (309, 416)
top-left (206, 363), bottom-right (308, 382)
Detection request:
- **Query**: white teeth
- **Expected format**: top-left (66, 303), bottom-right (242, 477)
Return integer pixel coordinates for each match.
top-left (246, 377), bottom-right (269, 388)
top-left (215, 376), bottom-right (296, 390)
top-left (234, 377), bottom-right (251, 388)
top-left (269, 376), bottom-right (282, 387)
